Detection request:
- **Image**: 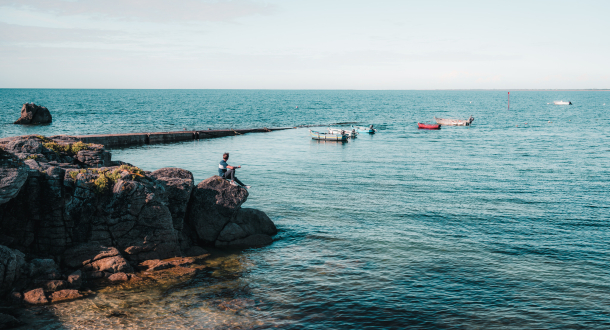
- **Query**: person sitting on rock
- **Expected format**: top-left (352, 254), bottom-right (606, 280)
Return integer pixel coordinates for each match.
top-left (219, 152), bottom-right (249, 188)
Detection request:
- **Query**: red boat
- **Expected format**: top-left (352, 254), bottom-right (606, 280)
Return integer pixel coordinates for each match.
top-left (418, 123), bottom-right (441, 130)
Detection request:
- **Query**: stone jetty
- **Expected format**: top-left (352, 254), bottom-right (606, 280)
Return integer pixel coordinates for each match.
top-left (0, 134), bottom-right (278, 316)
top-left (71, 127), bottom-right (292, 148)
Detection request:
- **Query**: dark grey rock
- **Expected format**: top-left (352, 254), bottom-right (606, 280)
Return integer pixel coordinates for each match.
top-left (215, 208), bottom-right (277, 248)
top-left (0, 245), bottom-right (26, 295)
top-left (0, 312), bottom-right (23, 328)
top-left (151, 168), bottom-right (194, 231)
top-left (14, 103), bottom-right (52, 125)
top-left (187, 176), bottom-right (248, 245)
top-left (0, 167), bottom-right (28, 205)
top-left (28, 259), bottom-right (59, 279)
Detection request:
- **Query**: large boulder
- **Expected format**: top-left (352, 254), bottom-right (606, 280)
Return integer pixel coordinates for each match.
top-left (187, 176), bottom-right (248, 245)
top-left (14, 103), bottom-right (52, 125)
top-left (215, 208), bottom-right (277, 248)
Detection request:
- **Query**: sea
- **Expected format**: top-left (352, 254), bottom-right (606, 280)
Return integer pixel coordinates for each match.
top-left (1, 89), bottom-right (609, 329)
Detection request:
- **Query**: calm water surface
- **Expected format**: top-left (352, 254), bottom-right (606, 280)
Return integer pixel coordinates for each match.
top-left (1, 90), bottom-right (609, 329)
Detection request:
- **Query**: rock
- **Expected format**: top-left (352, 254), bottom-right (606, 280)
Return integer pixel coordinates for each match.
top-left (139, 259), bottom-right (175, 271)
top-left (63, 244), bottom-right (132, 273)
top-left (0, 245), bottom-right (26, 295)
top-left (187, 176), bottom-right (249, 245)
top-left (5, 138), bottom-right (43, 156)
top-left (28, 259), bottom-right (59, 279)
top-left (0, 312), bottom-right (22, 328)
top-left (67, 270), bottom-right (82, 289)
top-left (14, 103), bottom-right (52, 125)
top-left (84, 271), bottom-right (104, 279)
top-left (183, 246), bottom-right (209, 257)
top-left (9, 291), bottom-right (23, 303)
top-left (0, 167), bottom-right (28, 205)
top-left (38, 280), bottom-right (67, 292)
top-left (50, 289), bottom-right (83, 303)
top-left (139, 256), bottom-right (198, 272)
top-left (215, 208), bottom-right (277, 248)
top-left (23, 288), bottom-right (48, 305)
top-left (151, 168), bottom-right (194, 231)
top-left (108, 272), bottom-right (129, 282)
top-left (76, 149), bottom-right (111, 168)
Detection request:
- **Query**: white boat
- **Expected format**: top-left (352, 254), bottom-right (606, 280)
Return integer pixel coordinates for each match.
top-left (310, 129), bottom-right (349, 141)
top-left (553, 101), bottom-right (572, 105)
top-left (328, 128), bottom-right (357, 137)
top-left (434, 116), bottom-right (474, 126)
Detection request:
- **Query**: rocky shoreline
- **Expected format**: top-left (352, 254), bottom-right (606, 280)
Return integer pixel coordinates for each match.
top-left (0, 135), bottom-right (277, 327)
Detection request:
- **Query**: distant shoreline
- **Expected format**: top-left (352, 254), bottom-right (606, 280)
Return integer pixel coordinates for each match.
top-left (0, 88), bottom-right (609, 91)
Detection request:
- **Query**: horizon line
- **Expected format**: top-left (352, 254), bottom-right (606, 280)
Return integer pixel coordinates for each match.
top-left (1, 88), bottom-right (609, 91)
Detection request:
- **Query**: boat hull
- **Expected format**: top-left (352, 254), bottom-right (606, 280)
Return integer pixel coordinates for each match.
top-left (310, 130), bottom-right (348, 141)
top-left (434, 116), bottom-right (474, 126)
top-left (418, 123), bottom-right (441, 130)
top-left (352, 126), bottom-right (376, 134)
top-left (328, 128), bottom-right (357, 137)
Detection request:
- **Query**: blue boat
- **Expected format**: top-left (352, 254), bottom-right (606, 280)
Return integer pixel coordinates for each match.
top-left (352, 125), bottom-right (377, 134)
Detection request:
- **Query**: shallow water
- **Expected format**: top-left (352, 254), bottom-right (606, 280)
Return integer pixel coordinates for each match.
top-left (2, 90), bottom-right (609, 329)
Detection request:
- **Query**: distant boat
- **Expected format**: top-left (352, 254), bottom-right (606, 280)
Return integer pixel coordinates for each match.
top-left (310, 129), bottom-right (348, 141)
top-left (328, 127), bottom-right (357, 137)
top-left (418, 123), bottom-right (441, 130)
top-left (434, 116), bottom-right (474, 126)
top-left (553, 101), bottom-right (572, 105)
top-left (352, 125), bottom-right (377, 134)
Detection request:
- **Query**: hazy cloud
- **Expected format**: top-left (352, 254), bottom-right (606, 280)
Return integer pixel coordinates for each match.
top-left (0, 0), bottom-right (276, 23)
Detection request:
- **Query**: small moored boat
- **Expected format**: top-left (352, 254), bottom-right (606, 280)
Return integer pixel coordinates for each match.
top-left (553, 101), bottom-right (572, 105)
top-left (434, 116), bottom-right (474, 126)
top-left (352, 125), bottom-right (377, 134)
top-left (310, 129), bottom-right (349, 141)
top-left (418, 123), bottom-right (441, 130)
top-left (328, 128), bottom-right (357, 137)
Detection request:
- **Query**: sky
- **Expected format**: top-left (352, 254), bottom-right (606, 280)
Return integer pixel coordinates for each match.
top-left (0, 0), bottom-right (609, 89)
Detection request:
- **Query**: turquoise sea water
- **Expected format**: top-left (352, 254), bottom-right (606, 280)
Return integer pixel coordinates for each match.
top-left (1, 90), bottom-right (609, 329)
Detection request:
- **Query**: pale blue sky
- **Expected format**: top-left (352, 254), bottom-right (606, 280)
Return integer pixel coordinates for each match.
top-left (0, 0), bottom-right (608, 89)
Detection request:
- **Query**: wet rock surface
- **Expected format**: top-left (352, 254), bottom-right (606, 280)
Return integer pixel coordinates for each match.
top-left (0, 134), bottom-right (277, 313)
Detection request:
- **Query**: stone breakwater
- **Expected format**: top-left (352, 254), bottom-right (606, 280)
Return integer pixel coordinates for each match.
top-left (0, 135), bottom-right (277, 321)
top-left (71, 127), bottom-right (293, 148)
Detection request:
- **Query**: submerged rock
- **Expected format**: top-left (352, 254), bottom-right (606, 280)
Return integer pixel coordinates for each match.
top-left (14, 103), bottom-right (52, 125)
top-left (23, 288), bottom-right (47, 305)
top-left (49, 289), bottom-right (83, 303)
